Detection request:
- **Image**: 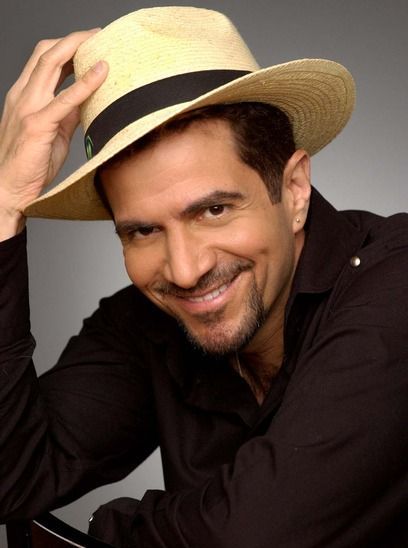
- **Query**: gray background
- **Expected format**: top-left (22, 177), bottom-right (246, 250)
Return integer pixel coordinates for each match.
top-left (1, 0), bottom-right (407, 543)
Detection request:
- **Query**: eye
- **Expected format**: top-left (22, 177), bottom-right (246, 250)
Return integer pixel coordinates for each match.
top-left (202, 204), bottom-right (227, 219)
top-left (137, 226), bottom-right (156, 237)
top-left (209, 205), bottom-right (225, 215)
top-left (119, 225), bottom-right (160, 244)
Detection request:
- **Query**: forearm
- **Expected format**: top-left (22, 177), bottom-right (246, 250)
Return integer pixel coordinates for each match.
top-left (0, 232), bottom-right (89, 520)
top-left (0, 239), bottom-right (158, 520)
top-left (0, 230), bottom-right (40, 518)
top-left (0, 229), bottom-right (30, 344)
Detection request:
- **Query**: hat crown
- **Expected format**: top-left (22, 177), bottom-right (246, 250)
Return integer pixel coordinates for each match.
top-left (75, 7), bottom-right (259, 131)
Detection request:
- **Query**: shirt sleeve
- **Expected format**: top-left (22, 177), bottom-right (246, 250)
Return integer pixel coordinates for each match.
top-left (0, 230), bottom-right (31, 345)
top-left (92, 227), bottom-right (408, 547)
top-left (0, 233), bottom-right (158, 522)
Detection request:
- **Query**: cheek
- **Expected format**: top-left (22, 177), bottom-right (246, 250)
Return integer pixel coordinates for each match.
top-left (123, 246), bottom-right (178, 318)
top-left (225, 216), bottom-right (286, 262)
top-left (247, 216), bottom-right (296, 288)
top-left (215, 216), bottom-right (271, 257)
top-left (123, 247), bottom-right (158, 290)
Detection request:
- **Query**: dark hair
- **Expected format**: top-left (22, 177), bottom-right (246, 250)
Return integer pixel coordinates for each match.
top-left (96, 102), bottom-right (295, 214)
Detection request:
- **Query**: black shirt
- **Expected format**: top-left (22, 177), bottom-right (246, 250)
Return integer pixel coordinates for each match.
top-left (0, 189), bottom-right (407, 547)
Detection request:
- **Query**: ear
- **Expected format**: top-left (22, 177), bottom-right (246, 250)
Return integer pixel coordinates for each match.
top-left (281, 149), bottom-right (311, 234)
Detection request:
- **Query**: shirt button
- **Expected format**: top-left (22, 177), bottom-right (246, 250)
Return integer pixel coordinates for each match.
top-left (350, 255), bottom-right (361, 267)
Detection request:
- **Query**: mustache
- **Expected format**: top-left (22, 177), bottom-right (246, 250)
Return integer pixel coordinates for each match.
top-left (154, 259), bottom-right (253, 298)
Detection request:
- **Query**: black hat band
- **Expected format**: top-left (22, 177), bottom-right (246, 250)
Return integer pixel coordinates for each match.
top-left (84, 69), bottom-right (250, 159)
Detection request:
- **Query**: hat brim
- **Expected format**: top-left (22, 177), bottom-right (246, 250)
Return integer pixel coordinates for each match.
top-left (24, 58), bottom-right (355, 220)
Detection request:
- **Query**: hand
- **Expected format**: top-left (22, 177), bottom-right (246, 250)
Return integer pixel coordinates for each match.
top-left (0, 30), bottom-right (108, 240)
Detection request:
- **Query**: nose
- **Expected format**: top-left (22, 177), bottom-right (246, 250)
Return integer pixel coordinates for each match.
top-left (163, 225), bottom-right (217, 289)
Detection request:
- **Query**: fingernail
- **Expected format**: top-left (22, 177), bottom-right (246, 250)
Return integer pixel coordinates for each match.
top-left (92, 60), bottom-right (105, 73)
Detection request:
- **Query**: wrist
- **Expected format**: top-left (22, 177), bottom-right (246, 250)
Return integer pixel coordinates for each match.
top-left (0, 183), bottom-right (27, 240)
top-left (0, 206), bottom-right (26, 242)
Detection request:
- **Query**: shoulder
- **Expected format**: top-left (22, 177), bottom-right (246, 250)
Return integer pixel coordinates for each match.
top-left (295, 207), bottom-right (408, 376)
top-left (279, 212), bottom-right (408, 446)
top-left (332, 210), bottom-right (408, 308)
top-left (342, 209), bottom-right (408, 251)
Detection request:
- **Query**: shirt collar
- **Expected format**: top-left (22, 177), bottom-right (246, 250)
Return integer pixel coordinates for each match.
top-left (289, 187), bottom-right (368, 297)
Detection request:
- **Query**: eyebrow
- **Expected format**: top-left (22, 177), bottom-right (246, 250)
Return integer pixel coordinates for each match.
top-left (115, 190), bottom-right (245, 238)
top-left (180, 190), bottom-right (245, 217)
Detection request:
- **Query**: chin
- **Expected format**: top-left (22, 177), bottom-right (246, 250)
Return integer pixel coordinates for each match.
top-left (179, 294), bottom-right (266, 357)
top-left (183, 326), bottom-right (246, 356)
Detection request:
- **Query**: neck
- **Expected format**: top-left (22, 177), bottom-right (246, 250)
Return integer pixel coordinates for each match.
top-left (233, 229), bottom-right (305, 405)
top-left (231, 294), bottom-right (286, 405)
top-left (235, 322), bottom-right (284, 405)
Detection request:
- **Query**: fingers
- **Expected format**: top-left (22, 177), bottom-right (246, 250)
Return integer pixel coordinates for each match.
top-left (25, 30), bottom-right (100, 98)
top-left (40, 60), bottom-right (108, 126)
top-left (8, 29), bottom-right (100, 109)
top-left (8, 38), bottom-right (61, 98)
top-left (55, 59), bottom-right (74, 93)
top-left (58, 106), bottom-right (81, 144)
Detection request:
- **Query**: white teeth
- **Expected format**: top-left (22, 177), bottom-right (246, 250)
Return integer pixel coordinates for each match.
top-left (187, 283), bottom-right (229, 303)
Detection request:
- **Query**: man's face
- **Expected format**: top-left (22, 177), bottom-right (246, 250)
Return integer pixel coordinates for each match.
top-left (101, 120), bottom-right (309, 356)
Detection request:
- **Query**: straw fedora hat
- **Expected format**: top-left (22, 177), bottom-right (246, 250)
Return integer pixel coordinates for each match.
top-left (24, 6), bottom-right (355, 220)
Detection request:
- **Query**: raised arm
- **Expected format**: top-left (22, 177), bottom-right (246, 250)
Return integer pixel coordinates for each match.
top-left (0, 34), bottom-right (154, 520)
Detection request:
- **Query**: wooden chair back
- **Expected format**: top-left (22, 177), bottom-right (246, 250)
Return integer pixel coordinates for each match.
top-left (6, 513), bottom-right (113, 547)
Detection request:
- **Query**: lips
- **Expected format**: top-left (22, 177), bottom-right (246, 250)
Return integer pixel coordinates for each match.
top-left (185, 282), bottom-right (229, 303)
top-left (153, 259), bottom-right (253, 318)
top-left (169, 274), bottom-right (244, 318)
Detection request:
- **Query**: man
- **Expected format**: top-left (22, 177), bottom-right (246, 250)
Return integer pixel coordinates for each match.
top-left (0, 6), bottom-right (407, 547)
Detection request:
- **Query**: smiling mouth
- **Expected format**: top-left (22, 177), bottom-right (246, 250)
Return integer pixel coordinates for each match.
top-left (155, 259), bottom-right (254, 309)
top-left (184, 282), bottom-right (229, 303)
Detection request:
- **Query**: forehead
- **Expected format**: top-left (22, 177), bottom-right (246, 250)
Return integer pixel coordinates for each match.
top-left (100, 119), bottom-right (263, 210)
top-left (111, 118), bottom-right (237, 172)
